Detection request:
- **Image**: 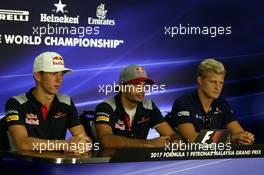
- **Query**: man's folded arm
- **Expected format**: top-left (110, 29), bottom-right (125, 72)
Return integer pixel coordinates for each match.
top-left (96, 124), bottom-right (169, 148)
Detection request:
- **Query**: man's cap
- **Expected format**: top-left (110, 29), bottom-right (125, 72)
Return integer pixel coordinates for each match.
top-left (119, 64), bottom-right (154, 85)
top-left (33, 51), bottom-right (72, 73)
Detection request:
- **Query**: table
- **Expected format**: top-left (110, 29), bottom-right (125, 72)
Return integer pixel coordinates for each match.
top-left (1, 145), bottom-right (264, 175)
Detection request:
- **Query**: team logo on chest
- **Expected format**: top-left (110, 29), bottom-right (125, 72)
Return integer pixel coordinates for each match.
top-left (213, 107), bottom-right (222, 114)
top-left (25, 113), bottom-right (39, 125)
top-left (114, 119), bottom-right (126, 130)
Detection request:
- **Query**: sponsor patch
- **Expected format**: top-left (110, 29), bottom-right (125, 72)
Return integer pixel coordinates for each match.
top-left (137, 117), bottom-right (150, 124)
top-left (26, 113), bottom-right (38, 119)
top-left (96, 112), bottom-right (110, 117)
top-left (5, 110), bottom-right (18, 115)
top-left (96, 116), bottom-right (109, 122)
top-left (213, 111), bottom-right (221, 114)
top-left (195, 114), bottom-right (203, 119)
top-left (117, 119), bottom-right (124, 125)
top-left (6, 115), bottom-right (19, 122)
top-left (178, 111), bottom-right (190, 117)
top-left (53, 112), bottom-right (67, 118)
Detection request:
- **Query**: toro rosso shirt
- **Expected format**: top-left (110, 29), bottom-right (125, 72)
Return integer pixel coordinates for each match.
top-left (95, 94), bottom-right (165, 139)
top-left (5, 88), bottom-right (81, 140)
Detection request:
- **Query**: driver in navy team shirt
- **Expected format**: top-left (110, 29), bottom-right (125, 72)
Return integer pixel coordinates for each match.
top-left (166, 59), bottom-right (254, 144)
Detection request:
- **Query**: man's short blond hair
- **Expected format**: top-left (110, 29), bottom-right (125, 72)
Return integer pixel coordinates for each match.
top-left (197, 58), bottom-right (226, 78)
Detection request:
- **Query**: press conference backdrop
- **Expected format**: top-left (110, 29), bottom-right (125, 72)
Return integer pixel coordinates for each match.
top-left (0, 0), bottom-right (263, 145)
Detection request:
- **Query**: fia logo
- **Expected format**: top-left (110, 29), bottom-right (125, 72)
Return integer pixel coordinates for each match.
top-left (201, 130), bottom-right (223, 143)
top-left (96, 3), bottom-right (107, 19)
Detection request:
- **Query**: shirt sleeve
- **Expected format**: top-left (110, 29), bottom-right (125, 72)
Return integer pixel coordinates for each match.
top-left (67, 98), bottom-right (81, 129)
top-left (94, 103), bottom-right (113, 126)
top-left (222, 99), bottom-right (237, 125)
top-left (170, 98), bottom-right (193, 126)
top-left (5, 98), bottom-right (25, 127)
top-left (149, 101), bottom-right (165, 128)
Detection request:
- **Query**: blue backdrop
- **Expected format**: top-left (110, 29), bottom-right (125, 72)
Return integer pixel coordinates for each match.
top-left (0, 0), bottom-right (263, 144)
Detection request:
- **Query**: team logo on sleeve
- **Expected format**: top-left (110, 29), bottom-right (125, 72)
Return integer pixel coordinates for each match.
top-left (177, 111), bottom-right (190, 117)
top-left (96, 116), bottom-right (109, 122)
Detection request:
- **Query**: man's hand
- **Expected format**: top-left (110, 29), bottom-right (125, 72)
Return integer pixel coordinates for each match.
top-left (232, 131), bottom-right (254, 145)
top-left (76, 134), bottom-right (92, 144)
top-left (67, 135), bottom-right (93, 153)
top-left (145, 136), bottom-right (170, 148)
